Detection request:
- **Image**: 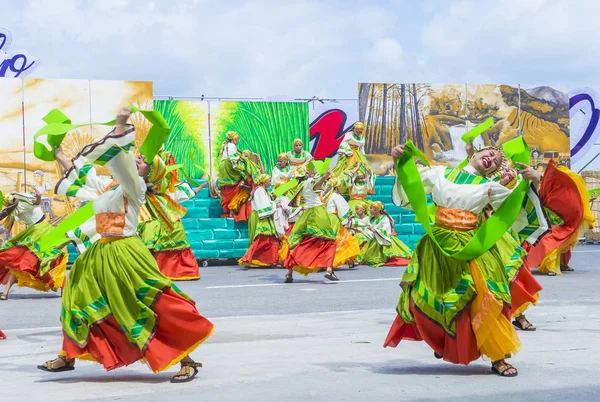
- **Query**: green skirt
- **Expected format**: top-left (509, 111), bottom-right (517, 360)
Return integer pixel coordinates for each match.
top-left (247, 210), bottom-right (278, 246)
top-left (218, 158), bottom-right (245, 189)
top-left (288, 205), bottom-right (337, 249)
top-left (358, 236), bottom-right (412, 267)
top-left (397, 225), bottom-right (512, 337)
top-left (61, 236), bottom-right (193, 349)
top-left (0, 221), bottom-right (67, 292)
top-left (138, 220), bottom-right (190, 252)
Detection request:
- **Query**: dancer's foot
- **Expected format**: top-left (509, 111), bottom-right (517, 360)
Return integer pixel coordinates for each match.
top-left (37, 356), bottom-right (75, 372)
top-left (491, 360), bottom-right (518, 377)
top-left (560, 264), bottom-right (574, 272)
top-left (285, 272), bottom-right (294, 283)
top-left (324, 269), bottom-right (339, 281)
top-left (170, 360), bottom-right (202, 383)
top-left (0, 293), bottom-right (7, 301)
top-left (512, 315), bottom-right (536, 331)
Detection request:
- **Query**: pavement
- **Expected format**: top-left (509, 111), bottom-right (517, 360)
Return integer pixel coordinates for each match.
top-left (1, 246), bottom-right (600, 402)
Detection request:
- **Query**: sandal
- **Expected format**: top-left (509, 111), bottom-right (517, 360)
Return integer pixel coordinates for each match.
top-left (434, 352), bottom-right (443, 359)
top-left (0, 293), bottom-right (7, 301)
top-left (324, 271), bottom-right (339, 281)
top-left (170, 362), bottom-right (202, 384)
top-left (37, 356), bottom-right (75, 373)
top-left (512, 315), bottom-right (536, 331)
top-left (560, 264), bottom-right (574, 272)
top-left (546, 272), bottom-right (557, 276)
top-left (284, 273), bottom-right (294, 283)
top-left (491, 360), bottom-right (518, 377)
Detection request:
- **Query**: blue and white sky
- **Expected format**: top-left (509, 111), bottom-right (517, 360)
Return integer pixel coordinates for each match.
top-left (5, 0), bottom-right (600, 99)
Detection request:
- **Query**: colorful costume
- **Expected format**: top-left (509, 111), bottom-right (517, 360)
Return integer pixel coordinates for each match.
top-left (384, 164), bottom-right (549, 365)
top-left (326, 189), bottom-right (360, 268)
top-left (0, 193), bottom-right (67, 294)
top-left (358, 203), bottom-right (411, 267)
top-left (346, 172), bottom-right (374, 212)
top-left (284, 170), bottom-right (336, 275)
top-left (287, 139), bottom-right (314, 175)
top-left (278, 196), bottom-right (304, 265)
top-left (54, 125), bottom-right (214, 372)
top-left (331, 123), bottom-right (375, 194)
top-left (349, 214), bottom-right (373, 247)
top-left (524, 160), bottom-right (595, 275)
top-left (272, 153), bottom-right (293, 187)
top-left (240, 175), bottom-right (280, 267)
top-left (217, 132), bottom-right (260, 222)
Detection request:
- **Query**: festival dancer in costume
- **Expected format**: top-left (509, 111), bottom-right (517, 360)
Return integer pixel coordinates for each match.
top-left (38, 108), bottom-right (214, 384)
top-left (345, 163), bottom-right (374, 212)
top-left (326, 177), bottom-right (361, 269)
top-left (283, 166), bottom-right (338, 282)
top-left (349, 202), bottom-right (373, 248)
top-left (272, 153), bottom-right (293, 187)
top-left (0, 189), bottom-right (67, 300)
top-left (357, 201), bottom-right (411, 267)
top-left (33, 170), bottom-right (55, 219)
top-left (384, 143), bottom-right (549, 377)
top-left (277, 195), bottom-right (304, 266)
top-left (240, 174), bottom-right (281, 267)
top-left (286, 139), bottom-right (313, 175)
top-left (138, 154), bottom-right (208, 281)
top-left (331, 122), bottom-right (375, 194)
top-left (217, 131), bottom-right (262, 222)
top-left (465, 144), bottom-right (544, 332)
top-left (524, 160), bottom-right (595, 276)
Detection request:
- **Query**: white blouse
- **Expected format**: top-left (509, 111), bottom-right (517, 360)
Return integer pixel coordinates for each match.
top-left (300, 178), bottom-right (323, 208)
top-left (272, 164), bottom-right (292, 186)
top-left (326, 192), bottom-right (351, 225)
top-left (371, 215), bottom-right (394, 246)
top-left (392, 164), bottom-right (549, 244)
top-left (338, 132), bottom-right (366, 156)
top-left (56, 125), bottom-right (146, 239)
top-left (12, 193), bottom-right (45, 227)
top-left (221, 142), bottom-right (240, 167)
top-left (251, 187), bottom-right (276, 219)
top-left (350, 215), bottom-right (374, 240)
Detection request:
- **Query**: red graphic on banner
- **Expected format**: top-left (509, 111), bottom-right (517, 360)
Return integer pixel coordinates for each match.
top-left (309, 109), bottom-right (348, 160)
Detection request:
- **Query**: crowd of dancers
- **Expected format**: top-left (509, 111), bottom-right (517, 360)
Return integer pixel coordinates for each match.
top-left (0, 107), bottom-right (595, 381)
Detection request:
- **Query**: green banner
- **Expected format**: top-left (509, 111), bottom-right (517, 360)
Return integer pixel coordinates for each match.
top-left (457, 118), bottom-right (495, 169)
top-left (397, 140), bottom-right (530, 260)
top-left (38, 203), bottom-right (94, 251)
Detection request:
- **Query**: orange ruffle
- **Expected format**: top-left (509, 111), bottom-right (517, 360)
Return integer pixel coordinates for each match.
top-left (154, 248), bottom-right (200, 281)
top-left (62, 287), bottom-right (214, 373)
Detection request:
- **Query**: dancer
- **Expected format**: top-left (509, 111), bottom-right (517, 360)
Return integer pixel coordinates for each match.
top-left (524, 160), bottom-right (595, 276)
top-left (384, 143), bottom-right (549, 377)
top-left (466, 144), bottom-right (544, 331)
top-left (286, 139), bottom-right (313, 175)
top-left (357, 202), bottom-right (411, 267)
top-left (217, 131), bottom-right (261, 222)
top-left (284, 167), bottom-right (337, 282)
top-left (38, 108), bottom-right (214, 383)
top-left (345, 163), bottom-right (374, 212)
top-left (277, 195), bottom-right (305, 266)
top-left (331, 122), bottom-right (375, 194)
top-left (326, 177), bottom-right (361, 269)
top-left (0, 189), bottom-right (67, 300)
top-left (349, 202), bottom-right (373, 248)
top-left (138, 154), bottom-right (208, 281)
top-left (272, 153), bottom-right (293, 187)
top-left (240, 174), bottom-right (280, 267)
top-left (33, 170), bottom-right (55, 219)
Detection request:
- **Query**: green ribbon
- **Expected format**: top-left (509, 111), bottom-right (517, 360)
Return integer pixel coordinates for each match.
top-left (274, 178), bottom-right (297, 197)
top-left (307, 157), bottom-right (332, 176)
top-left (38, 203), bottom-right (94, 251)
top-left (457, 117), bottom-right (495, 169)
top-left (34, 106), bottom-right (170, 164)
top-left (588, 188), bottom-right (600, 197)
top-left (397, 140), bottom-right (530, 260)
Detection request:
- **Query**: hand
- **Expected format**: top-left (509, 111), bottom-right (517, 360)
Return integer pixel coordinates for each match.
top-left (591, 194), bottom-right (598, 202)
top-left (323, 169), bottom-right (331, 179)
top-left (465, 143), bottom-right (474, 157)
top-left (516, 163), bottom-right (542, 183)
top-left (116, 107), bottom-right (131, 125)
top-left (391, 144), bottom-right (406, 158)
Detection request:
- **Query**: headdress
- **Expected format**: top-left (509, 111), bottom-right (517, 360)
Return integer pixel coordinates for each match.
top-left (277, 153), bottom-right (289, 161)
top-left (371, 201), bottom-right (385, 211)
top-left (293, 138), bottom-right (303, 146)
top-left (354, 122), bottom-right (365, 130)
top-left (256, 173), bottom-right (271, 185)
top-left (355, 201), bottom-right (368, 212)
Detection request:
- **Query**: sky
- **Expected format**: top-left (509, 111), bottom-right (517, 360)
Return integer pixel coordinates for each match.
top-left (3, 0), bottom-right (600, 100)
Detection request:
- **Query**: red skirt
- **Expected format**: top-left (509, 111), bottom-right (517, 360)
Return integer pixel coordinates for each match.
top-left (284, 236), bottom-right (336, 275)
top-left (62, 287), bottom-right (214, 373)
top-left (220, 183), bottom-right (252, 222)
top-left (0, 246), bottom-right (66, 292)
top-left (508, 258), bottom-right (542, 317)
top-left (154, 248), bottom-right (200, 281)
top-left (240, 235), bottom-right (280, 267)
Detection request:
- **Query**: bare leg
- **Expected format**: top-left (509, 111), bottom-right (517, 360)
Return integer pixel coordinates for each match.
top-left (1, 274), bottom-right (17, 299)
top-left (170, 355), bottom-right (202, 383)
top-left (325, 267), bottom-right (339, 281)
top-left (285, 269), bottom-right (293, 283)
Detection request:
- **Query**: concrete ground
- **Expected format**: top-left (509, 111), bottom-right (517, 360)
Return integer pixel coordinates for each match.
top-left (1, 247), bottom-right (599, 402)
